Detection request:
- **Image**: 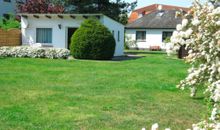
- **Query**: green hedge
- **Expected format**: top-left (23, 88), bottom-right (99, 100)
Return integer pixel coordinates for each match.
top-left (70, 19), bottom-right (116, 60)
top-left (0, 15), bottom-right (20, 30)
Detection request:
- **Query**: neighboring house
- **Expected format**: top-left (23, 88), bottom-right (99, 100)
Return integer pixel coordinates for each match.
top-left (125, 10), bottom-right (185, 50)
top-left (20, 14), bottom-right (124, 56)
top-left (128, 4), bottom-right (189, 23)
top-left (0, 0), bottom-right (25, 18)
top-left (0, 0), bottom-right (16, 18)
top-left (125, 4), bottom-right (189, 50)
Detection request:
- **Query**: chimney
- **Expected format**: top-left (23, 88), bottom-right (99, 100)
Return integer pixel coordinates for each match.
top-left (138, 13), bottom-right (143, 18)
top-left (157, 5), bottom-right (163, 11)
top-left (157, 5), bottom-right (164, 17)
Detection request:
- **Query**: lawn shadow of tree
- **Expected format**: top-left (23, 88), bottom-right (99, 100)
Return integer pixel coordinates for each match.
top-left (192, 96), bottom-right (205, 100)
top-left (111, 50), bottom-right (166, 61)
top-left (112, 55), bottom-right (145, 61)
top-left (0, 57), bottom-right (6, 60)
top-left (125, 50), bottom-right (166, 55)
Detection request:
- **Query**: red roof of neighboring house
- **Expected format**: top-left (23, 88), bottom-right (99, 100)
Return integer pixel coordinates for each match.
top-left (128, 4), bottom-right (189, 23)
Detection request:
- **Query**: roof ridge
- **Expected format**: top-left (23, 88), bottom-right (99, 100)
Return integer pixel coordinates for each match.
top-left (133, 4), bottom-right (157, 11)
top-left (133, 3), bottom-right (189, 12)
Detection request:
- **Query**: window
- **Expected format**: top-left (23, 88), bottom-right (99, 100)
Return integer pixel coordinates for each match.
top-left (162, 31), bottom-right (173, 42)
top-left (136, 31), bottom-right (146, 41)
top-left (36, 28), bottom-right (52, 43)
top-left (157, 11), bottom-right (165, 17)
top-left (112, 30), bottom-right (114, 37)
top-left (16, 0), bottom-right (25, 4)
top-left (3, 0), bottom-right (11, 2)
top-left (117, 31), bottom-right (120, 42)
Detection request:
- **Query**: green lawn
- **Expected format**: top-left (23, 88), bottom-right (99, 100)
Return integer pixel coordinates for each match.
top-left (0, 51), bottom-right (207, 130)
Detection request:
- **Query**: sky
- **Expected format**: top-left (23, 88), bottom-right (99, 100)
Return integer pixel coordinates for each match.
top-left (125, 0), bottom-right (207, 9)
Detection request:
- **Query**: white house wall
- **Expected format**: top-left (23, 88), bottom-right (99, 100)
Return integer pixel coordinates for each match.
top-left (21, 16), bottom-right (84, 48)
top-left (102, 16), bottom-right (124, 56)
top-left (0, 0), bottom-right (16, 17)
top-left (21, 15), bottom-right (124, 56)
top-left (125, 28), bottom-right (175, 49)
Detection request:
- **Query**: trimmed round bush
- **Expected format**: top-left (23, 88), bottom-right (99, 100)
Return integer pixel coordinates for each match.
top-left (70, 19), bottom-right (116, 60)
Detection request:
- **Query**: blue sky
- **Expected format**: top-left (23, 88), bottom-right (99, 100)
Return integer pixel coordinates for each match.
top-left (125, 0), bottom-right (206, 9)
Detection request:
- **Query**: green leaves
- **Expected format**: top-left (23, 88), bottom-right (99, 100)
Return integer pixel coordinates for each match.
top-left (70, 19), bottom-right (116, 60)
top-left (56, 0), bottom-right (137, 24)
top-left (0, 15), bottom-right (20, 30)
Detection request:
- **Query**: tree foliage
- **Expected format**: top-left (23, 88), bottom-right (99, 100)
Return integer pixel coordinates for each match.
top-left (0, 15), bottom-right (20, 30)
top-left (17, 0), bottom-right (65, 13)
top-left (61, 0), bottom-right (136, 24)
top-left (17, 0), bottom-right (137, 24)
top-left (170, 0), bottom-right (220, 129)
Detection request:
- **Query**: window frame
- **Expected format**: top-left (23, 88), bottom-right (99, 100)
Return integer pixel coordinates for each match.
top-left (136, 31), bottom-right (146, 42)
top-left (117, 31), bottom-right (120, 42)
top-left (36, 28), bottom-right (53, 44)
top-left (112, 30), bottom-right (115, 37)
top-left (162, 31), bottom-right (173, 42)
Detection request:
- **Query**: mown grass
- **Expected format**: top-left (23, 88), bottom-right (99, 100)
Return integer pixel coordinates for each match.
top-left (0, 51), bottom-right (207, 130)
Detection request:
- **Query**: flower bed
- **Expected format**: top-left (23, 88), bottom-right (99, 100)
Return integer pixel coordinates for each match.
top-left (0, 46), bottom-right (70, 59)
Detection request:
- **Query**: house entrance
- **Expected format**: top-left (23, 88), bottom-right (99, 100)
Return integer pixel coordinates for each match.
top-left (67, 28), bottom-right (78, 49)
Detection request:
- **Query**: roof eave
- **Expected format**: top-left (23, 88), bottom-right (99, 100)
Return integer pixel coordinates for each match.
top-left (125, 27), bottom-right (176, 29)
top-left (18, 13), bottom-right (104, 17)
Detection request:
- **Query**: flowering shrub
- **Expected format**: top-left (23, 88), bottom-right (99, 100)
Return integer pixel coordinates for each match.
top-left (169, 0), bottom-right (220, 129)
top-left (125, 35), bottom-right (138, 49)
top-left (0, 46), bottom-right (70, 59)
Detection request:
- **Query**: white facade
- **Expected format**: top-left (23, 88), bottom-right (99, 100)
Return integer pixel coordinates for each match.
top-left (20, 14), bottom-right (124, 56)
top-left (125, 28), bottom-right (175, 50)
top-left (0, 0), bottom-right (16, 17)
top-left (102, 16), bottom-right (124, 56)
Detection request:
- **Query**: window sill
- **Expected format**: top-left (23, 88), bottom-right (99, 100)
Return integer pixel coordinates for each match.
top-left (35, 43), bottom-right (53, 47)
top-left (41, 43), bottom-right (53, 47)
top-left (136, 40), bottom-right (146, 42)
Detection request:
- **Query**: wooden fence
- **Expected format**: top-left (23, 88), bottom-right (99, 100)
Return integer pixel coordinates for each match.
top-left (0, 29), bottom-right (21, 47)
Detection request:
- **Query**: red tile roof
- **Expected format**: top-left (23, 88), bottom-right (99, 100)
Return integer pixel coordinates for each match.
top-left (128, 4), bottom-right (189, 23)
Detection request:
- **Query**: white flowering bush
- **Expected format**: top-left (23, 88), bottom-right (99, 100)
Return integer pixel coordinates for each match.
top-left (169, 0), bottom-right (220, 129)
top-left (125, 35), bottom-right (138, 49)
top-left (0, 46), bottom-right (70, 59)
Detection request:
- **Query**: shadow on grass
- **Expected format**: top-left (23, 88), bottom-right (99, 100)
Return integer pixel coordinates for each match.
top-left (112, 50), bottom-right (167, 61)
top-left (0, 57), bottom-right (6, 60)
top-left (70, 55), bottom-right (145, 62)
top-left (192, 96), bottom-right (205, 100)
top-left (112, 55), bottom-right (145, 61)
top-left (125, 51), bottom-right (166, 55)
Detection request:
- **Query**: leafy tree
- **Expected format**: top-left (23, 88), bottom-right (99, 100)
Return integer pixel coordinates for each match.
top-left (0, 15), bottom-right (20, 30)
top-left (170, 0), bottom-right (220, 129)
top-left (63, 0), bottom-right (137, 24)
top-left (17, 0), bottom-right (137, 24)
top-left (17, 0), bottom-right (64, 13)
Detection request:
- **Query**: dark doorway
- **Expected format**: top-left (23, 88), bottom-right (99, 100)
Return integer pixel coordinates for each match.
top-left (67, 28), bottom-right (78, 49)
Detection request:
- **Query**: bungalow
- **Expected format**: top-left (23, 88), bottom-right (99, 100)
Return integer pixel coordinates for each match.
top-left (20, 14), bottom-right (124, 56)
top-left (125, 9), bottom-right (185, 50)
